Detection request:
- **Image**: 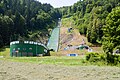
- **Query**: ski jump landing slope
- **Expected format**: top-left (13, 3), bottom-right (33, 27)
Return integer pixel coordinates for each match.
top-left (47, 21), bottom-right (61, 52)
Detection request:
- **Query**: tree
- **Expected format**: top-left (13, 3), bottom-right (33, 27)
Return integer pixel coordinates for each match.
top-left (14, 12), bottom-right (26, 36)
top-left (60, 0), bottom-right (120, 44)
top-left (86, 4), bottom-right (93, 13)
top-left (0, 0), bottom-right (62, 48)
top-left (102, 7), bottom-right (120, 53)
top-left (0, 35), bottom-right (3, 48)
top-left (0, 15), bottom-right (14, 45)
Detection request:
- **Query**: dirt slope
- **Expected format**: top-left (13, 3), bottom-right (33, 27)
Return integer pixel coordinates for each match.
top-left (59, 27), bottom-right (88, 50)
top-left (58, 27), bottom-right (89, 55)
top-left (58, 25), bottom-right (104, 55)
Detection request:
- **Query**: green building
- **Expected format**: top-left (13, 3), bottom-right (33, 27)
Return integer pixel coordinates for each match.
top-left (10, 41), bottom-right (49, 57)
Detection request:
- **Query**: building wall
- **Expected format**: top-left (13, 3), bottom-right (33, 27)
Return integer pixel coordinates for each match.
top-left (10, 41), bottom-right (48, 57)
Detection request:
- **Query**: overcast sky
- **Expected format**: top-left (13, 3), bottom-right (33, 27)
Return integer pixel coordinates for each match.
top-left (38, 0), bottom-right (80, 8)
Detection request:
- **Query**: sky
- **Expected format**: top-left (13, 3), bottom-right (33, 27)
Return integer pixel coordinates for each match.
top-left (38, 0), bottom-right (80, 8)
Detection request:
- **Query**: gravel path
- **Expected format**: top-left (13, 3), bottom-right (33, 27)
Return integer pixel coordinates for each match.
top-left (0, 60), bottom-right (120, 80)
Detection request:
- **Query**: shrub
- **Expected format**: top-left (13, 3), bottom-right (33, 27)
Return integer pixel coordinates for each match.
top-left (86, 52), bottom-right (105, 62)
top-left (106, 53), bottom-right (120, 65)
top-left (86, 52), bottom-right (120, 65)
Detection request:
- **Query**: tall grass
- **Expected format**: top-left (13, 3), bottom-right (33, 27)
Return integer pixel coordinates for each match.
top-left (0, 56), bottom-right (88, 66)
top-left (0, 48), bottom-right (10, 57)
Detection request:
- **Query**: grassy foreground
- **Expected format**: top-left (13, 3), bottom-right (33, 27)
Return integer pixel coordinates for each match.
top-left (0, 48), bottom-right (120, 67)
top-left (0, 48), bottom-right (88, 66)
top-left (1, 56), bottom-right (87, 66)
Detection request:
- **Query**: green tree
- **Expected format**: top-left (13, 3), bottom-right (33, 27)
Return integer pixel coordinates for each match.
top-left (0, 0), bottom-right (61, 48)
top-left (0, 35), bottom-right (3, 48)
top-left (102, 7), bottom-right (120, 53)
top-left (86, 4), bottom-right (93, 13)
top-left (0, 15), bottom-right (14, 45)
top-left (61, 0), bottom-right (120, 44)
top-left (14, 12), bottom-right (26, 36)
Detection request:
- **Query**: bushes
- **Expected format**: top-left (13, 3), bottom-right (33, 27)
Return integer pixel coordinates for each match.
top-left (86, 52), bottom-right (106, 62)
top-left (86, 52), bottom-right (120, 66)
top-left (106, 53), bottom-right (120, 65)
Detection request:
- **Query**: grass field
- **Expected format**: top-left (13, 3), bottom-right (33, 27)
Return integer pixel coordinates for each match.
top-left (0, 48), bottom-right (86, 66)
top-left (0, 47), bottom-right (101, 66)
top-left (1, 56), bottom-right (87, 66)
top-left (1, 60), bottom-right (120, 80)
top-left (0, 48), bottom-right (118, 67)
top-left (0, 48), bottom-right (120, 80)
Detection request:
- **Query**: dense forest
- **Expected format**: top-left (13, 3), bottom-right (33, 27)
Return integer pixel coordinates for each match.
top-left (60, 0), bottom-right (120, 53)
top-left (0, 0), bottom-right (61, 48)
top-left (0, 0), bottom-right (120, 54)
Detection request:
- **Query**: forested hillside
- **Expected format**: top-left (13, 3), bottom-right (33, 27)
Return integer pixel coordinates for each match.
top-left (0, 0), bottom-right (61, 48)
top-left (0, 0), bottom-right (120, 54)
top-left (60, 0), bottom-right (120, 44)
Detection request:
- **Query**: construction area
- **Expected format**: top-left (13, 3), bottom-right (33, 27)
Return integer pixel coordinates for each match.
top-left (47, 20), bottom-right (101, 56)
top-left (46, 20), bottom-right (94, 56)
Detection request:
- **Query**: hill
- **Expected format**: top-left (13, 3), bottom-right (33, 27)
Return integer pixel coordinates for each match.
top-left (0, 0), bottom-right (61, 48)
top-left (59, 0), bottom-right (120, 44)
top-left (58, 0), bottom-right (120, 54)
top-left (54, 18), bottom-right (103, 56)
